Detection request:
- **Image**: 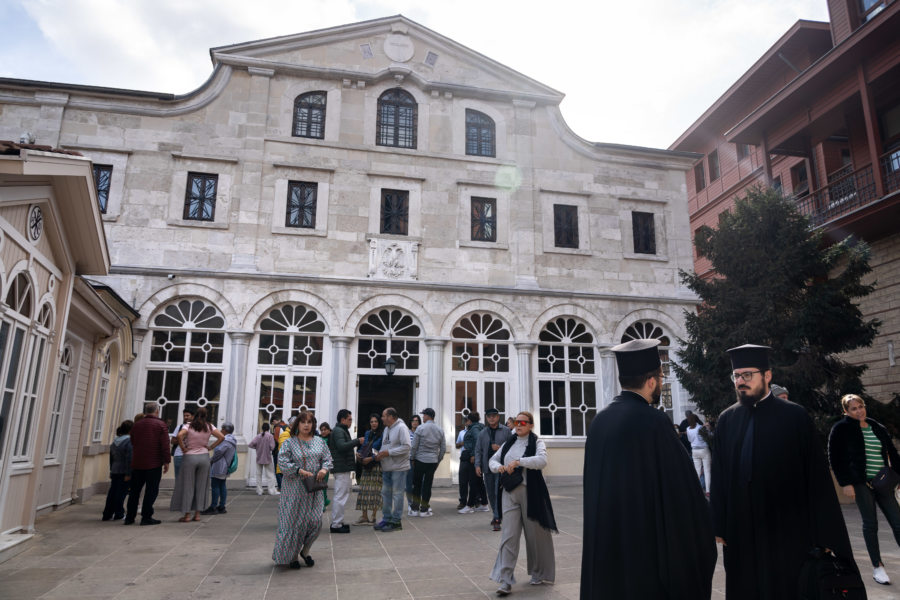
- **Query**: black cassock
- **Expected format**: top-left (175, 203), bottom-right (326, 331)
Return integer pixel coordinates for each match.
top-left (580, 392), bottom-right (716, 599)
top-left (710, 393), bottom-right (854, 599)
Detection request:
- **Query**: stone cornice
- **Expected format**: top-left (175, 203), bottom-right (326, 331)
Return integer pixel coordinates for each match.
top-left (109, 264), bottom-right (700, 306)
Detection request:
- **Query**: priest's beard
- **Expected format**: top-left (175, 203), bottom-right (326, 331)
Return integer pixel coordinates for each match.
top-left (649, 378), bottom-right (662, 406)
top-left (736, 383), bottom-right (766, 407)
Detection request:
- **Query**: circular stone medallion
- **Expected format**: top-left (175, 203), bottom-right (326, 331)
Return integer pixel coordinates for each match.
top-left (384, 33), bottom-right (415, 62)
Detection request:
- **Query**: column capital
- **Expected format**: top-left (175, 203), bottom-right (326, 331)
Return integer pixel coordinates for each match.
top-left (514, 341), bottom-right (537, 352)
top-left (329, 336), bottom-right (354, 348)
top-left (227, 330), bottom-right (253, 344)
top-left (424, 337), bottom-right (450, 348)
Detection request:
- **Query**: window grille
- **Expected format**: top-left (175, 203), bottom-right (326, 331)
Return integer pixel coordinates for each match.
top-left (377, 89), bottom-right (417, 149)
top-left (93, 164), bottom-right (112, 214)
top-left (183, 173), bottom-right (217, 221)
top-left (380, 189), bottom-right (409, 235)
top-left (471, 197), bottom-right (497, 242)
top-left (632, 211), bottom-right (656, 255)
top-left (537, 318), bottom-right (597, 437)
top-left (465, 109), bottom-right (496, 157)
top-left (293, 92), bottom-right (326, 139)
top-left (553, 204), bottom-right (578, 248)
top-left (286, 181), bottom-right (317, 228)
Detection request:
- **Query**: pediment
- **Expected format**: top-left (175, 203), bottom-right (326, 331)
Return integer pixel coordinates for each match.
top-left (211, 16), bottom-right (563, 104)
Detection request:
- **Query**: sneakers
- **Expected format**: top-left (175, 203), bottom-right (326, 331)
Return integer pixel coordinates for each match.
top-left (407, 506), bottom-right (416, 516)
top-left (216, 507), bottom-right (227, 514)
top-left (458, 506), bottom-right (475, 514)
top-left (496, 582), bottom-right (511, 596)
top-left (256, 489), bottom-right (263, 496)
top-left (139, 518), bottom-right (161, 526)
top-left (375, 521), bottom-right (401, 532)
top-left (418, 508), bottom-right (433, 518)
top-left (491, 518), bottom-right (502, 532)
top-left (200, 507), bottom-right (218, 515)
top-left (373, 520), bottom-right (389, 531)
top-left (456, 502), bottom-right (466, 510)
top-left (475, 504), bottom-right (491, 512)
top-left (873, 565), bottom-right (890, 585)
top-left (329, 524), bottom-right (350, 534)
top-left (268, 489), bottom-right (280, 496)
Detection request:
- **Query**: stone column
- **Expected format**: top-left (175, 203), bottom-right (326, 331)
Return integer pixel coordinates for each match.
top-left (329, 336), bottom-right (353, 417)
top-left (125, 327), bottom-right (148, 418)
top-left (424, 338), bottom-right (448, 426)
top-left (226, 331), bottom-right (252, 442)
top-left (514, 342), bottom-right (536, 416)
top-left (599, 348), bottom-right (617, 409)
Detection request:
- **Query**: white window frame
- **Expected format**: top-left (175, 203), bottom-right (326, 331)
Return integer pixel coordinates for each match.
top-left (91, 354), bottom-right (111, 443)
top-left (44, 345), bottom-right (72, 461)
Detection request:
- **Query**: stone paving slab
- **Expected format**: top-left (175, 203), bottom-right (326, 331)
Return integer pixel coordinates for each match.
top-left (0, 486), bottom-right (898, 599)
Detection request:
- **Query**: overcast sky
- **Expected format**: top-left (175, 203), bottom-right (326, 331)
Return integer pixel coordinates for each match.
top-left (0, 0), bottom-right (830, 149)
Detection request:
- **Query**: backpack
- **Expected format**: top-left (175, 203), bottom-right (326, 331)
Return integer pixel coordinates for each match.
top-left (227, 448), bottom-right (239, 475)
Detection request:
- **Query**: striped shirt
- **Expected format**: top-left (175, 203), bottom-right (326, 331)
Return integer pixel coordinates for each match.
top-left (862, 426), bottom-right (885, 479)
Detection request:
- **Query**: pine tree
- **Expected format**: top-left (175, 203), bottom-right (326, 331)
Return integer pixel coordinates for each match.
top-left (673, 187), bottom-right (879, 430)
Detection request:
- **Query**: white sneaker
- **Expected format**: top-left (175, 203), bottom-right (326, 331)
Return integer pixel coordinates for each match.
top-left (268, 489), bottom-right (280, 495)
top-left (496, 582), bottom-right (511, 596)
top-left (418, 509), bottom-right (433, 517)
top-left (256, 489), bottom-right (263, 496)
top-left (407, 506), bottom-right (416, 516)
top-left (458, 506), bottom-right (475, 514)
top-left (475, 504), bottom-right (491, 512)
top-left (873, 565), bottom-right (890, 585)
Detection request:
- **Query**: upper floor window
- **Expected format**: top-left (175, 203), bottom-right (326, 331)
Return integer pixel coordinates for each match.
top-left (736, 143), bottom-right (752, 161)
top-left (184, 172), bottom-right (217, 222)
top-left (293, 92), bottom-right (326, 139)
top-left (93, 164), bottom-right (112, 214)
top-left (465, 109), bottom-right (496, 157)
top-left (859, 0), bottom-right (887, 22)
top-left (791, 162), bottom-right (809, 198)
top-left (708, 150), bottom-right (720, 181)
top-left (380, 189), bottom-right (409, 235)
top-left (377, 89), bottom-right (417, 149)
top-left (694, 161), bottom-right (706, 191)
top-left (553, 204), bottom-right (579, 248)
top-left (632, 211), bottom-right (656, 255)
top-left (286, 181), bottom-right (317, 229)
top-left (471, 197), bottom-right (497, 242)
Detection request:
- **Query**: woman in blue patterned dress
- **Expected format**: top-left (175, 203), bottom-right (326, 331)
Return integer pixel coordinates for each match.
top-left (273, 411), bottom-right (333, 569)
top-left (353, 414), bottom-right (384, 525)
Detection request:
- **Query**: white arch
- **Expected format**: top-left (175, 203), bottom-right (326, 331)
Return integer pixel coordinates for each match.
top-left (242, 289), bottom-right (339, 333)
top-left (528, 303), bottom-right (602, 340)
top-left (344, 294), bottom-right (433, 336)
top-left (2, 260), bottom-right (39, 320)
top-left (137, 283), bottom-right (237, 330)
top-left (612, 308), bottom-right (684, 345)
top-left (440, 299), bottom-right (526, 340)
top-left (36, 292), bottom-right (57, 328)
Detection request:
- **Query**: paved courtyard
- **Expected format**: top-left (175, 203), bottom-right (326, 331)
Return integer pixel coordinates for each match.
top-left (0, 485), bottom-right (897, 599)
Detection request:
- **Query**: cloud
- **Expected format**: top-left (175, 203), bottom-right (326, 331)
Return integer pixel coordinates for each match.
top-left (7, 0), bottom-right (829, 147)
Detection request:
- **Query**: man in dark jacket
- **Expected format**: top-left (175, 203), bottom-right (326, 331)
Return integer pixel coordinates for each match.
top-left (125, 402), bottom-right (171, 526)
top-left (458, 412), bottom-right (486, 514)
top-left (475, 408), bottom-right (511, 530)
top-left (711, 344), bottom-right (855, 599)
top-left (329, 409), bottom-right (363, 533)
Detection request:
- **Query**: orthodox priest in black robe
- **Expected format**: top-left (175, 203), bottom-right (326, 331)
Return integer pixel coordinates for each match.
top-left (580, 339), bottom-right (716, 599)
top-left (711, 344), bottom-right (856, 599)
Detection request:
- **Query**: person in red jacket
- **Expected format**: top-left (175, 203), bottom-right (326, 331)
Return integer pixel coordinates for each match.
top-left (125, 402), bottom-right (171, 525)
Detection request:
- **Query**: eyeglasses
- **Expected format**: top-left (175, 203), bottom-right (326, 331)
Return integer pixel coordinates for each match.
top-left (731, 370), bottom-right (761, 382)
top-left (515, 420), bottom-right (533, 426)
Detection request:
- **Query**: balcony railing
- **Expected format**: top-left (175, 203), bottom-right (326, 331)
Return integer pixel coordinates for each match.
top-left (795, 163), bottom-right (877, 226)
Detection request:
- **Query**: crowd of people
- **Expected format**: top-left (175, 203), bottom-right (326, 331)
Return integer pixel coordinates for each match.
top-left (101, 337), bottom-right (900, 599)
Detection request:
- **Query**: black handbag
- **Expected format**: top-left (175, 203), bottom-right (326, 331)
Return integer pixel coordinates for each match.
top-left (499, 467), bottom-right (524, 492)
top-left (798, 548), bottom-right (866, 600)
top-left (871, 465), bottom-right (900, 494)
top-left (301, 475), bottom-right (327, 493)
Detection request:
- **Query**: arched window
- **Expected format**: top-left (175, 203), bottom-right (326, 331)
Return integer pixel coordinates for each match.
top-left (92, 350), bottom-right (112, 443)
top-left (256, 304), bottom-right (327, 429)
top-left (357, 309), bottom-right (421, 371)
top-left (377, 89), bottom-right (417, 149)
top-left (450, 313), bottom-right (511, 435)
top-left (293, 91), bottom-right (327, 139)
top-left (621, 321), bottom-right (672, 410)
top-left (465, 109), bottom-right (495, 157)
top-left (46, 344), bottom-right (72, 459)
top-left (37, 303), bottom-right (53, 329)
top-left (537, 317), bottom-right (597, 437)
top-left (6, 273), bottom-right (33, 318)
top-left (145, 299), bottom-right (226, 431)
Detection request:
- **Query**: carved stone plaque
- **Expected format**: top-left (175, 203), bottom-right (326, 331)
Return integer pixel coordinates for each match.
top-left (384, 33), bottom-right (415, 63)
top-left (368, 238), bottom-right (419, 280)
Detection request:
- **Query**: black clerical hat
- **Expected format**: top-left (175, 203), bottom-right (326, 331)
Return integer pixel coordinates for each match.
top-left (611, 339), bottom-right (661, 376)
top-left (726, 344), bottom-right (771, 371)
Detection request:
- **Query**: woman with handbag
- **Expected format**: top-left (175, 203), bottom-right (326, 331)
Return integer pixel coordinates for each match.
top-left (171, 407), bottom-right (224, 522)
top-left (488, 411), bottom-right (556, 597)
top-left (353, 413), bottom-right (384, 525)
top-left (273, 411), bottom-right (333, 569)
top-left (828, 393), bottom-right (900, 585)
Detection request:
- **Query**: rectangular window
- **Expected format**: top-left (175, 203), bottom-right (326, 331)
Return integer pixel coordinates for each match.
top-left (12, 335), bottom-right (45, 460)
top-left (773, 176), bottom-right (782, 194)
top-left (92, 164), bottom-right (112, 214)
top-left (471, 197), bottom-right (497, 242)
top-left (553, 204), bottom-right (578, 248)
top-left (708, 150), bottom-right (720, 181)
top-left (791, 162), bottom-right (809, 197)
top-left (632, 211), bottom-right (657, 255)
top-left (859, 0), bottom-right (886, 22)
top-left (92, 376), bottom-right (109, 443)
top-left (286, 181), bottom-right (317, 228)
top-left (183, 172), bottom-right (218, 221)
top-left (737, 143), bottom-right (752, 161)
top-left (694, 162), bottom-right (706, 191)
top-left (380, 189), bottom-right (409, 235)
top-left (45, 366), bottom-right (68, 459)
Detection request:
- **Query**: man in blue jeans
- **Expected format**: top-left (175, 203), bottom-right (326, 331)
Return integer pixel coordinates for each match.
top-left (374, 407), bottom-right (411, 532)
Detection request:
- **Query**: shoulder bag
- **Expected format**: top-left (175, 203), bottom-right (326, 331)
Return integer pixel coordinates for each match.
top-left (798, 548), bottom-right (865, 599)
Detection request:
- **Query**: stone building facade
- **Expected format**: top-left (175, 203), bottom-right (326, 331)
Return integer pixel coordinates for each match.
top-left (0, 16), bottom-right (698, 485)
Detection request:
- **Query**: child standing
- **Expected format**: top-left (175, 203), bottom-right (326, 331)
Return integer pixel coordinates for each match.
top-left (248, 422), bottom-right (279, 495)
top-left (102, 420), bottom-right (133, 521)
